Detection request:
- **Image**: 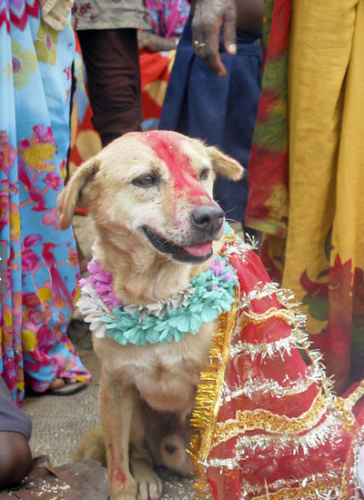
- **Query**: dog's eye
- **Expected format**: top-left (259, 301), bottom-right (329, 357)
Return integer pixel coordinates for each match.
top-left (199, 168), bottom-right (210, 181)
top-left (132, 174), bottom-right (160, 187)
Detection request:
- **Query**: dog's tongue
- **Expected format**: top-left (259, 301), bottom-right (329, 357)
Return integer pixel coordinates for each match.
top-left (184, 241), bottom-right (213, 257)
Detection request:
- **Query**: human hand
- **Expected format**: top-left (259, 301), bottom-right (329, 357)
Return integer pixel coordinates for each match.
top-left (137, 30), bottom-right (148, 50)
top-left (191, 0), bottom-right (237, 78)
top-left (138, 31), bottom-right (178, 52)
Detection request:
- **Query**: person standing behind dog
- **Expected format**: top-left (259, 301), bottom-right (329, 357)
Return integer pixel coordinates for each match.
top-left (1, 0), bottom-right (91, 403)
top-left (159, 0), bottom-right (263, 232)
top-left (138, 0), bottom-right (191, 131)
top-left (72, 0), bottom-right (151, 146)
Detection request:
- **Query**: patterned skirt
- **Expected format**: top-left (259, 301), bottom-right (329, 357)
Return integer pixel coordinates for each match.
top-left (0, 0), bottom-right (90, 404)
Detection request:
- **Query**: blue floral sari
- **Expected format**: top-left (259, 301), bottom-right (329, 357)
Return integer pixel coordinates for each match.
top-left (0, 0), bottom-right (90, 404)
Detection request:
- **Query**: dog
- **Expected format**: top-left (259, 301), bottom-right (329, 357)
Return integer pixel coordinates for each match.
top-left (58, 130), bottom-right (243, 500)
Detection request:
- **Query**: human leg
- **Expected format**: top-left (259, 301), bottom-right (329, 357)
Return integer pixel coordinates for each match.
top-left (0, 432), bottom-right (33, 488)
top-left (0, 378), bottom-right (33, 487)
top-left (78, 28), bottom-right (142, 146)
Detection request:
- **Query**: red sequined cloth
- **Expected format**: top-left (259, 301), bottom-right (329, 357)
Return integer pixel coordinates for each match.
top-left (191, 236), bottom-right (364, 500)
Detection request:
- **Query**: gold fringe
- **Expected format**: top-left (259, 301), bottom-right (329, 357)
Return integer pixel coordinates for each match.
top-left (212, 391), bottom-right (328, 447)
top-left (190, 294), bottom-right (239, 500)
top-left (333, 397), bottom-right (357, 433)
top-left (344, 379), bottom-right (364, 410)
top-left (242, 307), bottom-right (296, 326)
top-left (252, 476), bottom-right (342, 500)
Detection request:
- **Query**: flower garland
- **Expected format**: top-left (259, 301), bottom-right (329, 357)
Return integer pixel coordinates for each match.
top-left (78, 254), bottom-right (238, 347)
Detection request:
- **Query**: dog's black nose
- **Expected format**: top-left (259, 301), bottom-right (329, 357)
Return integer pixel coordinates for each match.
top-left (191, 205), bottom-right (225, 238)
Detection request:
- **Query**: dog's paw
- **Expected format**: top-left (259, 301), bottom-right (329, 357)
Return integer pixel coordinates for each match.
top-left (136, 475), bottom-right (162, 500)
top-left (109, 474), bottom-right (137, 500)
top-left (132, 459), bottom-right (163, 500)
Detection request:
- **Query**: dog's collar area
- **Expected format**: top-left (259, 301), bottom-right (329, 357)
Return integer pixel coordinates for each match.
top-left (77, 243), bottom-right (245, 346)
top-left (142, 226), bottom-right (213, 263)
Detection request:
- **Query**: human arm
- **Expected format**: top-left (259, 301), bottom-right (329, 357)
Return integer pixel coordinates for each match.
top-left (0, 378), bottom-right (33, 488)
top-left (0, 432), bottom-right (33, 488)
top-left (138, 30), bottom-right (178, 52)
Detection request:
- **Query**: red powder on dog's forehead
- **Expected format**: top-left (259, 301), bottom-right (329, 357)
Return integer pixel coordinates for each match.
top-left (140, 131), bottom-right (208, 198)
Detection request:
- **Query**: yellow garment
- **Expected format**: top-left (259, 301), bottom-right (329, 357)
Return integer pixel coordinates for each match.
top-left (258, 0), bottom-right (364, 392)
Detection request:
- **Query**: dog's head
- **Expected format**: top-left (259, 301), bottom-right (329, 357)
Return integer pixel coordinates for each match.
top-left (59, 131), bottom-right (243, 263)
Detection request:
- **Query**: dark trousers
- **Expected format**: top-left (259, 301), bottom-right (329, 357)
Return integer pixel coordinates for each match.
top-left (77, 29), bottom-right (142, 146)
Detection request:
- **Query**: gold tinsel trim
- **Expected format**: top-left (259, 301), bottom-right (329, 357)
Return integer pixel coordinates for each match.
top-left (252, 475), bottom-right (342, 500)
top-left (345, 379), bottom-right (364, 410)
top-left (209, 412), bottom-right (343, 459)
top-left (212, 391), bottom-right (328, 447)
top-left (333, 397), bottom-right (357, 433)
top-left (190, 294), bottom-right (239, 500)
top-left (240, 468), bottom-right (343, 499)
top-left (222, 235), bottom-right (256, 262)
top-left (348, 425), bottom-right (364, 499)
top-left (242, 307), bottom-right (296, 325)
top-left (221, 366), bottom-right (319, 402)
top-left (230, 331), bottom-right (298, 361)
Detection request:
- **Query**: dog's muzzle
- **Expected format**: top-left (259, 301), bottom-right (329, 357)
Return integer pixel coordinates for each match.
top-left (143, 205), bottom-right (225, 263)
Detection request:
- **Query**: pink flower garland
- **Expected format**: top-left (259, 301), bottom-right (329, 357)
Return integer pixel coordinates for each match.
top-left (80, 260), bottom-right (123, 309)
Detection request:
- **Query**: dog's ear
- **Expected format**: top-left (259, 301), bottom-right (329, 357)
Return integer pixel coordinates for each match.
top-left (207, 146), bottom-right (244, 181)
top-left (58, 157), bottom-right (101, 230)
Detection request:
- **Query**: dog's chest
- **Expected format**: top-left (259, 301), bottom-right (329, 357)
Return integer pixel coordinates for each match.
top-left (95, 321), bottom-right (216, 413)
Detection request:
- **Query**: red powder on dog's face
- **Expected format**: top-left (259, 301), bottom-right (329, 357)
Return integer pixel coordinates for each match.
top-left (141, 131), bottom-right (208, 199)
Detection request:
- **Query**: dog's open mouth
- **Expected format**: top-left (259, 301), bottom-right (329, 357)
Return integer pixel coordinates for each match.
top-left (143, 227), bottom-right (213, 263)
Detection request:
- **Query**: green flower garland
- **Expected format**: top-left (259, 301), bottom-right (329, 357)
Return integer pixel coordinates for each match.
top-left (100, 256), bottom-right (238, 346)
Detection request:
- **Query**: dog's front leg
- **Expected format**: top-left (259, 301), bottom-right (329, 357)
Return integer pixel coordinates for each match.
top-left (129, 401), bottom-right (163, 500)
top-left (100, 372), bottom-right (136, 500)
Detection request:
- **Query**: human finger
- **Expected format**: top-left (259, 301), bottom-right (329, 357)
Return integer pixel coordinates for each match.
top-left (222, 3), bottom-right (237, 55)
top-left (192, 14), bottom-right (227, 77)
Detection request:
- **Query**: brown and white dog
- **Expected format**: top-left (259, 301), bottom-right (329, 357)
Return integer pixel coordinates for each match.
top-left (58, 131), bottom-right (243, 500)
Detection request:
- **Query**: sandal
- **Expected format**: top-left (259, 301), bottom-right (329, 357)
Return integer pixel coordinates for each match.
top-left (49, 379), bottom-right (87, 396)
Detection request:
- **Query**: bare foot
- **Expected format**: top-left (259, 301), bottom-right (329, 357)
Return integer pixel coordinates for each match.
top-left (49, 379), bottom-right (66, 390)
